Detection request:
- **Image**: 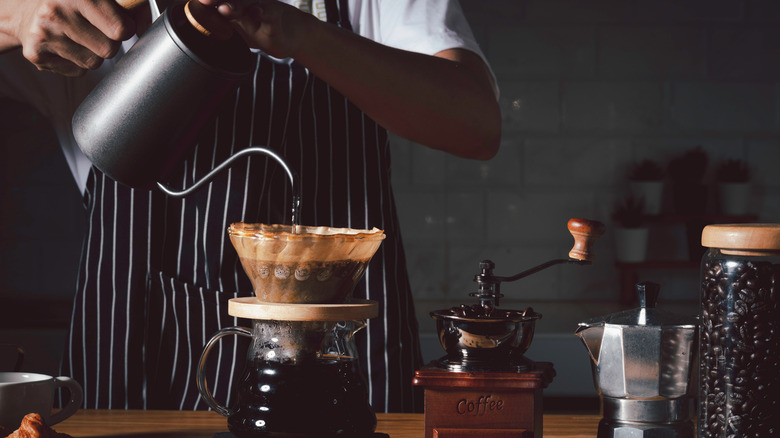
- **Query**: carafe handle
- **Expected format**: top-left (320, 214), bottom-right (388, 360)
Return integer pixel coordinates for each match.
top-left (197, 326), bottom-right (252, 417)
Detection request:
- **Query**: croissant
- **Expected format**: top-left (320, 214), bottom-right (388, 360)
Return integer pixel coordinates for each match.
top-left (4, 413), bottom-right (72, 438)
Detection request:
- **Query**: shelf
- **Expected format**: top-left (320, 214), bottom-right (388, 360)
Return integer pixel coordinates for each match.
top-left (616, 261), bottom-right (699, 269)
top-left (639, 214), bottom-right (758, 224)
top-left (614, 214), bottom-right (757, 305)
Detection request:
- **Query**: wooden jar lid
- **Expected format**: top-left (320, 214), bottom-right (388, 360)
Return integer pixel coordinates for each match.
top-left (228, 297), bottom-right (378, 321)
top-left (701, 224), bottom-right (780, 255)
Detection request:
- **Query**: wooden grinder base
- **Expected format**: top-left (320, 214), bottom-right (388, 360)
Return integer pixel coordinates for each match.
top-left (413, 361), bottom-right (555, 438)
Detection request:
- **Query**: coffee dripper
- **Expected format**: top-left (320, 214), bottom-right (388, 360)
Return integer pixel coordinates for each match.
top-left (197, 224), bottom-right (387, 437)
top-left (575, 282), bottom-right (698, 438)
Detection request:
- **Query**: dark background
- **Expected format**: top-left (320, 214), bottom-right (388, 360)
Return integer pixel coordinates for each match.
top-left (2, 0), bottom-right (780, 404)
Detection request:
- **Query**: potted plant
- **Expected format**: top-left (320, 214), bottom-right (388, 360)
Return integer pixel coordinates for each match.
top-left (715, 159), bottom-right (751, 216)
top-left (668, 146), bottom-right (709, 216)
top-left (612, 194), bottom-right (649, 263)
top-left (628, 159), bottom-right (665, 215)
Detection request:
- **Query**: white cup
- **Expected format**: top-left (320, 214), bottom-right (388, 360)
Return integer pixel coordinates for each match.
top-left (0, 372), bottom-right (83, 430)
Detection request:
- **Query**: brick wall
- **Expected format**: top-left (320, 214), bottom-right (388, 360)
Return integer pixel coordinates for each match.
top-left (390, 0), bottom-right (780, 338)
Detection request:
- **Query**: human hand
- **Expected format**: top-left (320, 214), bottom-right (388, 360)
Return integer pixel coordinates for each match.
top-left (12, 0), bottom-right (138, 76)
top-left (196, 0), bottom-right (315, 59)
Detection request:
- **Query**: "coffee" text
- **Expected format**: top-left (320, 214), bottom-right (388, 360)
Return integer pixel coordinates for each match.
top-left (456, 395), bottom-right (504, 416)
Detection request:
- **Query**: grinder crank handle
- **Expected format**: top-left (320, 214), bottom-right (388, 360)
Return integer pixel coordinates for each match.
top-left (115, 0), bottom-right (235, 40)
top-left (567, 218), bottom-right (605, 262)
top-left (476, 217), bottom-right (606, 286)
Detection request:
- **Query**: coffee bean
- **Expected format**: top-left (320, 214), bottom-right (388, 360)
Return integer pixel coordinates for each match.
top-left (736, 300), bottom-right (749, 316)
top-left (700, 258), bottom-right (780, 436)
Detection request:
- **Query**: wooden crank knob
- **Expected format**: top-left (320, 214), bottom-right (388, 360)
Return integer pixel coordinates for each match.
top-left (567, 218), bottom-right (605, 262)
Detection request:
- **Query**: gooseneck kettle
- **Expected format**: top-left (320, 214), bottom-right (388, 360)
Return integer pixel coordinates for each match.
top-left (72, 0), bottom-right (265, 194)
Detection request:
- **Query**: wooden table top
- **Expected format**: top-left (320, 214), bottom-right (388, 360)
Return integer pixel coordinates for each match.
top-left (51, 410), bottom-right (601, 437)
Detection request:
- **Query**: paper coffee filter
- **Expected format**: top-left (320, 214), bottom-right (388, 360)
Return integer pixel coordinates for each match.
top-left (228, 223), bottom-right (385, 303)
top-left (229, 223), bottom-right (384, 263)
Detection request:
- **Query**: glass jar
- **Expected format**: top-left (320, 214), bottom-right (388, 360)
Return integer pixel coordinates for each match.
top-left (699, 224), bottom-right (780, 437)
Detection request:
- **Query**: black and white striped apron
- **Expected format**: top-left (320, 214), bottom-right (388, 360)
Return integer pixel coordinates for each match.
top-left (60, 0), bottom-right (422, 413)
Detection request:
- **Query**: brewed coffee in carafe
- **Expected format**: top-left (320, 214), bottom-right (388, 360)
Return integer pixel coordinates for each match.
top-left (228, 320), bottom-right (376, 437)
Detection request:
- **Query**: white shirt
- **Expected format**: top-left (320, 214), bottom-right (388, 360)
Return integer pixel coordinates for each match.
top-left (0, 0), bottom-right (487, 193)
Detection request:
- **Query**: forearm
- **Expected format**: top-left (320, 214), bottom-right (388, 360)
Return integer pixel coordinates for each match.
top-left (294, 16), bottom-right (500, 160)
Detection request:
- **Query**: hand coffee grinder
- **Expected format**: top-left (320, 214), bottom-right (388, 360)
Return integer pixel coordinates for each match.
top-left (414, 218), bottom-right (605, 438)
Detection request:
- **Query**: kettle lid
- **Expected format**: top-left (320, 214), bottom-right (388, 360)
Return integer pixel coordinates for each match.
top-left (579, 282), bottom-right (696, 327)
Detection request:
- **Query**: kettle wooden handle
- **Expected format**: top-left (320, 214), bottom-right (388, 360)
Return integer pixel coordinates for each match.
top-left (567, 218), bottom-right (605, 262)
top-left (184, 0), bottom-right (235, 40)
top-left (115, 0), bottom-right (234, 40)
top-left (116, 0), bottom-right (147, 11)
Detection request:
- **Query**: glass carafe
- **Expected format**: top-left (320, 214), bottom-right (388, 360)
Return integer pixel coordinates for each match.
top-left (198, 319), bottom-right (375, 438)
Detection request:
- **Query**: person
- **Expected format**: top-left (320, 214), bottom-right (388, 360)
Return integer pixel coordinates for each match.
top-left (0, 0), bottom-right (500, 412)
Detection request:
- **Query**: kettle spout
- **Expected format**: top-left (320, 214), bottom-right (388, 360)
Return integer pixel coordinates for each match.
top-left (575, 324), bottom-right (604, 365)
